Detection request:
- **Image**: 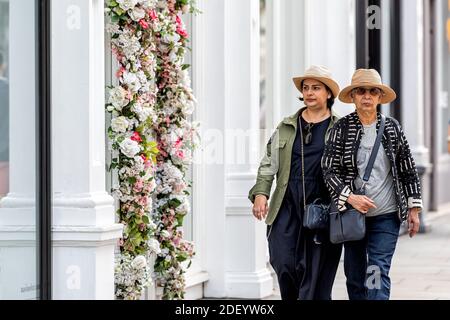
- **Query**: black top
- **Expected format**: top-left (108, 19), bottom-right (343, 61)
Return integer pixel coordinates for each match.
top-left (288, 115), bottom-right (331, 206)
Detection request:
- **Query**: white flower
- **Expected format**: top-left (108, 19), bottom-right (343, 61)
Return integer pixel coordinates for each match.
top-left (157, 0), bottom-right (167, 10)
top-left (119, 138), bottom-right (141, 158)
top-left (108, 86), bottom-right (129, 110)
top-left (148, 238), bottom-right (161, 255)
top-left (129, 6), bottom-right (146, 21)
top-left (111, 116), bottom-right (130, 133)
top-left (161, 229), bottom-right (171, 238)
top-left (169, 50), bottom-right (178, 63)
top-left (162, 33), bottom-right (181, 44)
top-left (131, 255), bottom-right (147, 269)
top-left (148, 220), bottom-right (157, 231)
top-left (106, 23), bottom-right (121, 34)
top-left (117, 34), bottom-right (141, 59)
top-left (122, 71), bottom-right (142, 92)
top-left (176, 200), bottom-right (190, 215)
top-left (138, 0), bottom-right (157, 9)
top-left (117, 0), bottom-right (138, 11)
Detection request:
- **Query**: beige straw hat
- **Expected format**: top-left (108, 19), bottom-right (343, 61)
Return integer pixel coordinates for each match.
top-left (293, 65), bottom-right (340, 99)
top-left (338, 69), bottom-right (397, 104)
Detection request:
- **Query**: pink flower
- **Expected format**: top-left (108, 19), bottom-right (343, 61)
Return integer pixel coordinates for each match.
top-left (173, 183), bottom-right (185, 193)
top-left (176, 150), bottom-right (185, 159)
top-left (141, 154), bottom-right (147, 162)
top-left (165, 116), bottom-right (171, 126)
top-left (134, 179), bottom-right (144, 192)
top-left (137, 196), bottom-right (148, 207)
top-left (176, 27), bottom-right (188, 38)
top-left (131, 131), bottom-right (142, 143)
top-left (174, 137), bottom-right (183, 149)
top-left (144, 160), bottom-right (152, 170)
top-left (126, 90), bottom-right (133, 100)
top-left (116, 66), bottom-right (126, 78)
top-left (176, 15), bottom-right (182, 26)
top-left (139, 19), bottom-right (149, 29)
top-left (148, 9), bottom-right (158, 21)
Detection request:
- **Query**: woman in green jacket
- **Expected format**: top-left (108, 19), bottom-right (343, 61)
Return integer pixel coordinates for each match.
top-left (248, 66), bottom-right (342, 300)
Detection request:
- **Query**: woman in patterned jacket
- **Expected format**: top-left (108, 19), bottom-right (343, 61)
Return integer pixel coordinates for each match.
top-left (322, 69), bottom-right (422, 300)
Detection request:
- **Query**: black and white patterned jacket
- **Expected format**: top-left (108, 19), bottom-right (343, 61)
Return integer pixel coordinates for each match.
top-left (321, 111), bottom-right (422, 222)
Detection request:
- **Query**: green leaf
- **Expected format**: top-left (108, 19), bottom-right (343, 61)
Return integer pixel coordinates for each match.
top-left (113, 6), bottom-right (125, 16)
top-left (110, 14), bottom-right (120, 23)
top-left (108, 0), bottom-right (118, 6)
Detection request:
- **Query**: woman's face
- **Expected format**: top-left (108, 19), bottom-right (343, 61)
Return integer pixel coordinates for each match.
top-left (301, 79), bottom-right (330, 109)
top-left (351, 87), bottom-right (382, 114)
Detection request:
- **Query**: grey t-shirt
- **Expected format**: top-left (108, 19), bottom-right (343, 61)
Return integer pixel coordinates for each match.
top-left (354, 122), bottom-right (398, 217)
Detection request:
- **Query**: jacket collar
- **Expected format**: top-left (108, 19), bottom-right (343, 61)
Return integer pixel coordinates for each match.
top-left (283, 106), bottom-right (340, 129)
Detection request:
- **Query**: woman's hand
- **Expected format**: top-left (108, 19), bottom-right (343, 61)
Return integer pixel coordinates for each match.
top-left (347, 193), bottom-right (377, 214)
top-left (252, 195), bottom-right (269, 220)
top-left (407, 208), bottom-right (421, 238)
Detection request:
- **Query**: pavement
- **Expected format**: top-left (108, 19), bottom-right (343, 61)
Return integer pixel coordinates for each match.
top-left (265, 206), bottom-right (450, 300)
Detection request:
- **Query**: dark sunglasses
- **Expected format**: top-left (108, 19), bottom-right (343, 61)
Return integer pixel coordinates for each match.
top-left (353, 87), bottom-right (382, 96)
top-left (303, 122), bottom-right (314, 145)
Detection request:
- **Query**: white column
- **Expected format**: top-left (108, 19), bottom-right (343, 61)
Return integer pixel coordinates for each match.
top-left (195, 0), bottom-right (227, 298)
top-left (304, 0), bottom-right (356, 116)
top-left (401, 0), bottom-right (430, 166)
top-left (278, 0), bottom-right (307, 120)
top-left (223, 0), bottom-right (273, 299)
top-left (51, 0), bottom-right (122, 299)
top-left (0, 0), bottom-right (38, 300)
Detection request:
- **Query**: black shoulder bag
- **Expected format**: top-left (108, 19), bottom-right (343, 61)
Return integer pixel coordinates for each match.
top-left (329, 114), bottom-right (386, 244)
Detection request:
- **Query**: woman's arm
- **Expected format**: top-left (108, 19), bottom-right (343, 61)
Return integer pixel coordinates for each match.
top-left (321, 122), bottom-right (352, 211)
top-left (248, 129), bottom-right (280, 203)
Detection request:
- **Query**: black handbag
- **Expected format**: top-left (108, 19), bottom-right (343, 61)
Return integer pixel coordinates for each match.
top-left (303, 199), bottom-right (329, 230)
top-left (329, 115), bottom-right (386, 244)
top-left (299, 117), bottom-right (330, 231)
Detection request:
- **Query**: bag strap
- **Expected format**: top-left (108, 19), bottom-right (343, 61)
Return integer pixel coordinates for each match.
top-left (300, 117), bottom-right (307, 211)
top-left (362, 114), bottom-right (386, 183)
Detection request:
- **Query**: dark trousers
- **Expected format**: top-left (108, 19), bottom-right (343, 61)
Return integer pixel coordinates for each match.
top-left (344, 212), bottom-right (401, 300)
top-left (268, 207), bottom-right (342, 300)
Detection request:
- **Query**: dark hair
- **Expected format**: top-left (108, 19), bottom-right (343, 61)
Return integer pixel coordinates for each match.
top-left (298, 80), bottom-right (335, 109)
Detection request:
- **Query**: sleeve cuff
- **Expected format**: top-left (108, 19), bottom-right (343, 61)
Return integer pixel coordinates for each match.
top-left (338, 186), bottom-right (351, 211)
top-left (408, 197), bottom-right (423, 209)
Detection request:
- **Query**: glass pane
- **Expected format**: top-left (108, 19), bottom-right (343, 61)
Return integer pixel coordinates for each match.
top-left (0, 0), bottom-right (39, 299)
top-left (447, 0), bottom-right (450, 153)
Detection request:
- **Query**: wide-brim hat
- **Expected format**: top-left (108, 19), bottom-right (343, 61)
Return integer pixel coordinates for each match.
top-left (293, 65), bottom-right (340, 99)
top-left (339, 69), bottom-right (397, 104)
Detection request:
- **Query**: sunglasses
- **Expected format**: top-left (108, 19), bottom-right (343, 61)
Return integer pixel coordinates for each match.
top-left (353, 87), bottom-right (383, 96)
top-left (303, 123), bottom-right (314, 145)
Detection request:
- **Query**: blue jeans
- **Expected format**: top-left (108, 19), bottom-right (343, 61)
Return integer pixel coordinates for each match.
top-left (344, 212), bottom-right (401, 300)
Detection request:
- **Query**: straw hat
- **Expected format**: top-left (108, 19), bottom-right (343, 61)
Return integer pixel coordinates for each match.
top-left (339, 69), bottom-right (397, 104)
top-left (293, 65), bottom-right (340, 99)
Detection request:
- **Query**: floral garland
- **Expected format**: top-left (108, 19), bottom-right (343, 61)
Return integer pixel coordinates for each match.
top-left (106, 0), bottom-right (199, 300)
top-left (151, 0), bottom-right (200, 300)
